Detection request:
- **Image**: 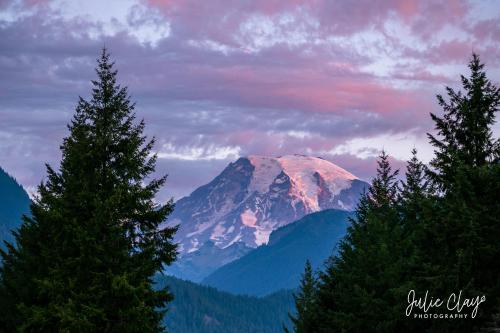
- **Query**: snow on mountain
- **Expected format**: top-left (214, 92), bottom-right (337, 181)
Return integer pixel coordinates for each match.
top-left (164, 155), bottom-right (368, 257)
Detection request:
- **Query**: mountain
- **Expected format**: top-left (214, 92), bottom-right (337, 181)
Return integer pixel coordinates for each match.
top-left (0, 167), bottom-right (31, 251)
top-left (164, 155), bottom-right (367, 281)
top-left (203, 209), bottom-right (352, 296)
top-left (156, 275), bottom-right (294, 333)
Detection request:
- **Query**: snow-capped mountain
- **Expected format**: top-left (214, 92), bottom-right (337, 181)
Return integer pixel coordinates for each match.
top-left (165, 155), bottom-right (368, 256)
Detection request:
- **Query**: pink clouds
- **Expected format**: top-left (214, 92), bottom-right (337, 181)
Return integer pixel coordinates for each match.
top-left (471, 19), bottom-right (500, 41)
top-left (139, 0), bottom-right (493, 91)
top-left (0, 0), bottom-right (499, 200)
top-left (428, 40), bottom-right (476, 64)
top-left (179, 61), bottom-right (433, 125)
top-left (145, 0), bottom-right (469, 38)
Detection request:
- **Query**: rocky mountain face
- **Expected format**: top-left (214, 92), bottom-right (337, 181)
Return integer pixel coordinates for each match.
top-left (164, 155), bottom-right (368, 281)
top-left (165, 155), bottom-right (366, 252)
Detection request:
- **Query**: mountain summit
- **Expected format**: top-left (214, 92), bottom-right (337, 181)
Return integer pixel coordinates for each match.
top-left (165, 155), bottom-right (367, 255)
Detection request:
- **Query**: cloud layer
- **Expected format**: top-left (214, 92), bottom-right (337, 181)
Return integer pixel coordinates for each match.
top-left (1, 0), bottom-right (499, 200)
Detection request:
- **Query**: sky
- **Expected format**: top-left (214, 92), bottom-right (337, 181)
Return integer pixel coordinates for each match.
top-left (0, 0), bottom-right (499, 202)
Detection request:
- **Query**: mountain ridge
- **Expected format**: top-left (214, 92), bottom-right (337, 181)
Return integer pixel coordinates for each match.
top-left (202, 209), bottom-right (352, 296)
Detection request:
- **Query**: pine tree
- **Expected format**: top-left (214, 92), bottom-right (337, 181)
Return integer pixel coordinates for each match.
top-left (0, 49), bottom-right (178, 332)
top-left (423, 54), bottom-right (500, 332)
top-left (428, 53), bottom-right (500, 189)
top-left (397, 149), bottom-right (432, 276)
top-left (368, 150), bottom-right (400, 208)
top-left (399, 149), bottom-right (431, 218)
top-left (315, 151), bottom-right (403, 332)
top-left (395, 149), bottom-right (435, 332)
top-left (286, 260), bottom-right (317, 333)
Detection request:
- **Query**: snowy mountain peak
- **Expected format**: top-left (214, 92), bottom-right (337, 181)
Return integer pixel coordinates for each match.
top-left (165, 155), bottom-right (368, 255)
top-left (247, 155), bottom-right (357, 211)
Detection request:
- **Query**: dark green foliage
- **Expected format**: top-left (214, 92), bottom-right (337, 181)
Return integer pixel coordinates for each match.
top-left (155, 275), bottom-right (294, 333)
top-left (315, 151), bottom-right (406, 332)
top-left (420, 53), bottom-right (500, 332)
top-left (292, 54), bottom-right (499, 333)
top-left (428, 54), bottom-right (500, 189)
top-left (0, 167), bottom-right (31, 251)
top-left (285, 260), bottom-right (318, 333)
top-left (0, 49), bottom-right (177, 332)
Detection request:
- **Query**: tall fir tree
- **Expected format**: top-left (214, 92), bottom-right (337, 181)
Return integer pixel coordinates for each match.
top-left (286, 260), bottom-right (317, 333)
top-left (0, 49), bottom-right (178, 332)
top-left (396, 149), bottom-right (435, 332)
top-left (315, 151), bottom-right (404, 332)
top-left (428, 53), bottom-right (500, 188)
top-left (397, 148), bottom-right (433, 270)
top-left (422, 54), bottom-right (500, 332)
top-left (399, 149), bottom-right (431, 220)
top-left (368, 150), bottom-right (400, 208)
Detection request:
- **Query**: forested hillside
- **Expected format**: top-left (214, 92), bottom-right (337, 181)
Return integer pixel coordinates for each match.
top-left (157, 276), bottom-right (294, 333)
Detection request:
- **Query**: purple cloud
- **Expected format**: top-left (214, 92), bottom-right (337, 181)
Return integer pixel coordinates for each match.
top-left (0, 0), bottom-right (499, 201)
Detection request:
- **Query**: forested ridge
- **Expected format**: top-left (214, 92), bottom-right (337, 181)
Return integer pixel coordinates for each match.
top-left (157, 275), bottom-right (294, 333)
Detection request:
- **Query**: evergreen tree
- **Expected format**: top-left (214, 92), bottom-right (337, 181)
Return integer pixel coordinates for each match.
top-left (0, 49), bottom-right (178, 332)
top-left (289, 54), bottom-right (499, 333)
top-left (397, 148), bottom-right (432, 271)
top-left (399, 149), bottom-right (431, 219)
top-left (315, 151), bottom-right (403, 332)
top-left (286, 260), bottom-right (317, 333)
top-left (368, 150), bottom-right (400, 208)
top-left (396, 149), bottom-right (435, 332)
top-left (423, 54), bottom-right (500, 332)
top-left (428, 53), bottom-right (500, 189)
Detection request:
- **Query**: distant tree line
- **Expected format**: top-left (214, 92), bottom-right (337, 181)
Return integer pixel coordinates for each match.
top-left (288, 54), bottom-right (500, 333)
top-left (158, 275), bottom-right (294, 333)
